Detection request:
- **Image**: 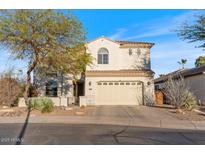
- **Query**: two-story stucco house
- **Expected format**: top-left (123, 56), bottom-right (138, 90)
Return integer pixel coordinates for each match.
top-left (33, 36), bottom-right (155, 106)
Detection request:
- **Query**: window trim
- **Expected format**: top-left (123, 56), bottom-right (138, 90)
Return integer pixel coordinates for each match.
top-left (98, 48), bottom-right (109, 64)
top-left (46, 80), bottom-right (58, 97)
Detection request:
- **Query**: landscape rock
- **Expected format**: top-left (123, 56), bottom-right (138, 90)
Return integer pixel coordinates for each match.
top-left (65, 107), bottom-right (73, 111)
top-left (0, 109), bottom-right (15, 112)
top-left (2, 106), bottom-right (9, 109)
top-left (75, 111), bottom-right (85, 116)
top-left (60, 106), bottom-right (66, 110)
top-left (30, 114), bottom-right (36, 117)
top-left (193, 109), bottom-right (205, 116)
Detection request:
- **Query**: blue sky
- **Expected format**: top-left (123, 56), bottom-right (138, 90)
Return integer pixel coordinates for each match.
top-left (0, 9), bottom-right (205, 77)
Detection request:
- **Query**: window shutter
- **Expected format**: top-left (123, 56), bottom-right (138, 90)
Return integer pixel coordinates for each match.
top-left (98, 54), bottom-right (103, 64)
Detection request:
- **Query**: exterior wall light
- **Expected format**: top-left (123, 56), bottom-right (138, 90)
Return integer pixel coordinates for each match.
top-left (137, 49), bottom-right (141, 56)
top-left (129, 48), bottom-right (133, 55)
top-left (89, 81), bottom-right (92, 86)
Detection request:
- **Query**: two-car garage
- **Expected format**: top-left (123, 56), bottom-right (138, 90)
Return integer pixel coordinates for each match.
top-left (96, 81), bottom-right (143, 105)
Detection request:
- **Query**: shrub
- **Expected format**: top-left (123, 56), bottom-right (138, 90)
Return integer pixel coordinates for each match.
top-left (163, 75), bottom-right (197, 110)
top-left (20, 84), bottom-right (39, 97)
top-left (41, 99), bottom-right (54, 113)
top-left (0, 71), bottom-right (22, 107)
top-left (29, 97), bottom-right (54, 113)
top-left (181, 90), bottom-right (197, 110)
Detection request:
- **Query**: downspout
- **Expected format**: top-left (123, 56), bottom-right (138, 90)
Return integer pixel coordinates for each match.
top-left (61, 71), bottom-right (63, 96)
top-left (141, 81), bottom-right (145, 106)
top-left (59, 71), bottom-right (63, 106)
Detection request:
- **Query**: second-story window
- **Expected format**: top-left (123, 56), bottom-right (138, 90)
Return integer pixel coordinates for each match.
top-left (98, 48), bottom-right (109, 64)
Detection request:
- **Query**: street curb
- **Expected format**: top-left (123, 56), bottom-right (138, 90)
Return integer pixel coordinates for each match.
top-left (1, 116), bottom-right (205, 130)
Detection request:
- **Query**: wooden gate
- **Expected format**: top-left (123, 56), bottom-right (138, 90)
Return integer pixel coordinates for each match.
top-left (155, 90), bottom-right (164, 105)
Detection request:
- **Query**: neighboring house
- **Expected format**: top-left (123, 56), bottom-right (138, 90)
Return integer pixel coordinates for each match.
top-left (154, 64), bottom-right (205, 105)
top-left (34, 36), bottom-right (155, 106)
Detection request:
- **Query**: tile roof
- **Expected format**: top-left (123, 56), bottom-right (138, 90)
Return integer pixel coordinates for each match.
top-left (86, 69), bottom-right (154, 77)
top-left (115, 40), bottom-right (154, 48)
top-left (87, 36), bottom-right (154, 48)
top-left (154, 64), bottom-right (205, 83)
top-left (115, 40), bottom-right (154, 46)
top-left (183, 64), bottom-right (205, 77)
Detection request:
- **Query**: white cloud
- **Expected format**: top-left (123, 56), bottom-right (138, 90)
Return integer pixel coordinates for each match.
top-left (125, 27), bottom-right (171, 40)
top-left (152, 40), bottom-right (203, 59)
top-left (108, 10), bottom-right (205, 77)
top-left (172, 10), bottom-right (204, 24)
top-left (109, 28), bottom-right (127, 40)
top-left (108, 10), bottom-right (205, 40)
top-left (151, 40), bottom-right (205, 77)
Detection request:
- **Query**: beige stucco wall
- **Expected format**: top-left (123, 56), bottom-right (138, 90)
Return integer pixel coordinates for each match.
top-left (34, 73), bottom-right (74, 97)
top-left (86, 37), bottom-right (151, 71)
top-left (85, 76), bottom-right (154, 105)
top-left (185, 74), bottom-right (205, 104)
top-left (18, 97), bottom-right (75, 107)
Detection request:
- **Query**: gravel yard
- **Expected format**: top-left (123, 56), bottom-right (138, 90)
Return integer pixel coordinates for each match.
top-left (0, 105), bottom-right (96, 117)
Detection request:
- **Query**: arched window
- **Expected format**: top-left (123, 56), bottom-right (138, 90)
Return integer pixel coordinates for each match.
top-left (98, 48), bottom-right (109, 64)
top-left (46, 80), bottom-right (58, 97)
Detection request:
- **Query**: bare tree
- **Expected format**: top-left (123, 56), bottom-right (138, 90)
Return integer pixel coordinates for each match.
top-left (163, 75), bottom-right (197, 111)
top-left (0, 71), bottom-right (22, 107)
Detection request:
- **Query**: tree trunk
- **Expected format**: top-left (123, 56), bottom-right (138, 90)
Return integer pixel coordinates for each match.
top-left (24, 71), bottom-right (31, 107)
top-left (75, 82), bottom-right (78, 98)
top-left (73, 80), bottom-right (78, 104)
top-left (24, 58), bottom-right (38, 108)
top-left (61, 71), bottom-right (63, 96)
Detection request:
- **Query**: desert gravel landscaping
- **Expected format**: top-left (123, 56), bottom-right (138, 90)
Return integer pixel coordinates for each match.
top-left (0, 105), bottom-right (95, 117)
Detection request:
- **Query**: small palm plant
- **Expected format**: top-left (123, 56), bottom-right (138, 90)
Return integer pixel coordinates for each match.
top-left (178, 59), bottom-right (187, 69)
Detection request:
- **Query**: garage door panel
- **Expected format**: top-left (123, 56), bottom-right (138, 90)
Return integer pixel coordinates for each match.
top-left (96, 81), bottom-right (142, 105)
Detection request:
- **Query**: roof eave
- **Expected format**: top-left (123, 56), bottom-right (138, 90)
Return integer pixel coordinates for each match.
top-left (87, 36), bottom-right (121, 45)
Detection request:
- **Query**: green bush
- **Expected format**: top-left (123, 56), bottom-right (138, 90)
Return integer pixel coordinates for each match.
top-left (181, 90), bottom-right (197, 110)
top-left (29, 97), bottom-right (54, 113)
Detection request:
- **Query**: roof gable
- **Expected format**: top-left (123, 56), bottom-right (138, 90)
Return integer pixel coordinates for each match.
top-left (87, 36), bottom-right (120, 45)
top-left (87, 36), bottom-right (154, 48)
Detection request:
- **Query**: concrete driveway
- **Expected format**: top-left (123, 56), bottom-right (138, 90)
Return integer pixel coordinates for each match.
top-left (1, 106), bottom-right (205, 144)
top-left (0, 105), bottom-right (196, 128)
top-left (0, 106), bottom-right (204, 129)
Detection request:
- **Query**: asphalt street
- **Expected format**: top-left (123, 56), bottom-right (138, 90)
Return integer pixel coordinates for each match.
top-left (0, 123), bottom-right (205, 145)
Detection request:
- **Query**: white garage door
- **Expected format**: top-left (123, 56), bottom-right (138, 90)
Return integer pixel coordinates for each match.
top-left (96, 81), bottom-right (143, 105)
